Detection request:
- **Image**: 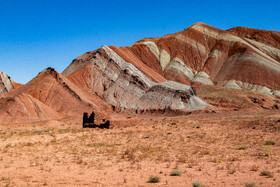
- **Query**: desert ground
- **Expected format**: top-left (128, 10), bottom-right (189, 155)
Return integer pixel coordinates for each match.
top-left (0, 110), bottom-right (279, 187)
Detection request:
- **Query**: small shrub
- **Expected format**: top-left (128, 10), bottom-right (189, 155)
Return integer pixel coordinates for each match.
top-left (250, 164), bottom-right (259, 171)
top-left (148, 176), bottom-right (160, 183)
top-left (264, 140), bottom-right (275, 145)
top-left (260, 170), bottom-right (273, 178)
top-left (170, 169), bottom-right (182, 176)
top-left (86, 143), bottom-right (105, 147)
top-left (245, 182), bottom-right (255, 187)
top-left (237, 145), bottom-right (248, 150)
top-left (193, 181), bottom-right (202, 187)
top-left (33, 130), bottom-right (43, 134)
top-left (262, 145), bottom-right (273, 156)
top-left (76, 159), bottom-right (83, 164)
top-left (213, 158), bottom-right (223, 163)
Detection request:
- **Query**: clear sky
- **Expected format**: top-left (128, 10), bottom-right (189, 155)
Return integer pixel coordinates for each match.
top-left (0, 0), bottom-right (279, 84)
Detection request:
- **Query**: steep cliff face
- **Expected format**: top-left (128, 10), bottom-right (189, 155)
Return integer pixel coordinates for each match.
top-left (0, 72), bottom-right (14, 93)
top-left (106, 23), bottom-right (280, 96)
top-left (63, 46), bottom-right (209, 113)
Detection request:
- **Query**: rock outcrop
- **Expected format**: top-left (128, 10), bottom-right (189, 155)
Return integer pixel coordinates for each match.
top-left (0, 72), bottom-right (14, 93)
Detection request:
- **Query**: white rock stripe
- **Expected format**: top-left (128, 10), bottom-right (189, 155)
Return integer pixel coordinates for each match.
top-left (244, 38), bottom-right (280, 59)
top-left (224, 79), bottom-right (280, 96)
top-left (165, 57), bottom-right (195, 80)
top-left (175, 34), bottom-right (206, 55)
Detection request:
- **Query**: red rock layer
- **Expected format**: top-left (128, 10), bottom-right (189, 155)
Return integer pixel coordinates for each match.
top-left (60, 23), bottom-right (280, 116)
top-left (0, 68), bottom-right (112, 123)
top-left (109, 45), bottom-right (166, 83)
top-left (105, 22), bottom-right (280, 92)
top-left (62, 46), bottom-right (209, 113)
top-left (11, 80), bottom-right (23, 89)
top-left (0, 93), bottom-right (63, 123)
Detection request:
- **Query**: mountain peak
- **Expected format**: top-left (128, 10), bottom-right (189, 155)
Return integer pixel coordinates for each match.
top-left (192, 22), bottom-right (208, 27)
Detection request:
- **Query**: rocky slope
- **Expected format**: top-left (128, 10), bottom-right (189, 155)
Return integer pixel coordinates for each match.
top-left (0, 68), bottom-right (112, 123)
top-left (0, 93), bottom-right (63, 123)
top-left (63, 23), bottom-right (280, 114)
top-left (105, 23), bottom-right (280, 96)
top-left (63, 46), bottom-right (208, 114)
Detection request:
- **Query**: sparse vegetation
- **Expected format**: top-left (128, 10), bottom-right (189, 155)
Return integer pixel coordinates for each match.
top-left (170, 169), bottom-right (182, 176)
top-left (136, 39), bottom-right (145, 43)
top-left (262, 145), bottom-right (273, 156)
top-left (192, 181), bottom-right (202, 187)
top-left (213, 158), bottom-right (223, 163)
top-left (86, 143), bottom-right (121, 148)
top-left (237, 145), bottom-right (248, 150)
top-left (250, 164), bottom-right (259, 171)
top-left (264, 140), bottom-right (275, 145)
top-left (245, 182), bottom-right (255, 187)
top-left (260, 170), bottom-right (273, 178)
top-left (148, 176), bottom-right (160, 183)
top-left (33, 129), bottom-right (43, 134)
top-left (1, 110), bottom-right (280, 186)
top-left (86, 143), bottom-right (106, 147)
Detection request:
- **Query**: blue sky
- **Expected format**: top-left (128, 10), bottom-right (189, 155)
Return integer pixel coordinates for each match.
top-left (0, 0), bottom-right (279, 84)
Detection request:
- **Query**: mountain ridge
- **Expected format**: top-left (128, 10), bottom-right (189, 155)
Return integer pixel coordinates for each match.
top-left (1, 23), bottom-right (280, 124)
top-left (102, 22), bottom-right (280, 95)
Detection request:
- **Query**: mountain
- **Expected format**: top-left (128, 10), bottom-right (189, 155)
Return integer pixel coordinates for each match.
top-left (0, 92), bottom-right (63, 123)
top-left (1, 23), bottom-right (280, 124)
top-left (105, 22), bottom-right (280, 96)
top-left (0, 68), bottom-right (112, 123)
top-left (62, 23), bottom-right (280, 114)
top-left (62, 46), bottom-right (208, 114)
